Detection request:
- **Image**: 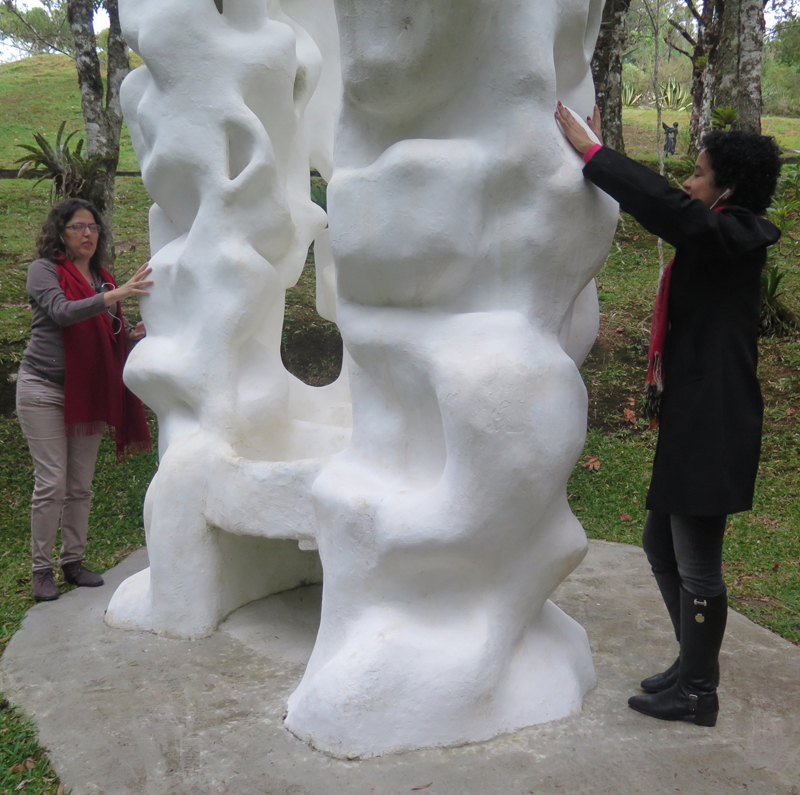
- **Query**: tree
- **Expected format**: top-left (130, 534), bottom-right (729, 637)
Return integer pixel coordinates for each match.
top-left (592, 0), bottom-right (633, 152)
top-left (1, 1), bottom-right (130, 267)
top-left (66, 0), bottom-right (130, 266)
top-left (0, 0), bottom-right (72, 56)
top-left (667, 0), bottom-right (725, 154)
top-left (737, 0), bottom-right (766, 132)
top-left (772, 12), bottom-right (800, 66)
top-left (709, 0), bottom-right (766, 133)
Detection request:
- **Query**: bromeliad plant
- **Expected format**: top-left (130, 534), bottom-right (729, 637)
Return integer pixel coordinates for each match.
top-left (710, 105), bottom-right (739, 132)
top-left (622, 83), bottom-right (643, 107)
top-left (14, 121), bottom-right (111, 205)
top-left (778, 162), bottom-right (800, 203)
top-left (760, 256), bottom-right (798, 336)
top-left (768, 198), bottom-right (800, 238)
top-left (659, 79), bottom-right (692, 112)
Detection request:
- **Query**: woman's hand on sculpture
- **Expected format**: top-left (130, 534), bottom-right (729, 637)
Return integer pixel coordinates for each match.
top-left (129, 321), bottom-right (147, 342)
top-left (588, 104), bottom-right (603, 146)
top-left (555, 102), bottom-right (601, 156)
top-left (104, 263), bottom-right (153, 307)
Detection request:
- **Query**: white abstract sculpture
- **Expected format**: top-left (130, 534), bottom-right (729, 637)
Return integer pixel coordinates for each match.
top-left (108, 0), bottom-right (618, 758)
top-left (106, 0), bottom-right (349, 638)
top-left (284, 0), bottom-right (618, 757)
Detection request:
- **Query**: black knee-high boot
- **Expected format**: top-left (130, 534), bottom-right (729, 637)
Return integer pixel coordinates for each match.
top-left (654, 569), bottom-right (683, 642)
top-left (639, 570), bottom-right (682, 692)
top-left (629, 586), bottom-right (727, 726)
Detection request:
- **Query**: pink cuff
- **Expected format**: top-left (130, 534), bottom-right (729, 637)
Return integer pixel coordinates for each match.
top-left (583, 144), bottom-right (602, 164)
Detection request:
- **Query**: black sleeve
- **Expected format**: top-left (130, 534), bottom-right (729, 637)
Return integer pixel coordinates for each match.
top-left (583, 147), bottom-right (778, 257)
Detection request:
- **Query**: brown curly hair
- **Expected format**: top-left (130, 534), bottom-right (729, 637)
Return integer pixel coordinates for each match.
top-left (36, 198), bottom-right (107, 273)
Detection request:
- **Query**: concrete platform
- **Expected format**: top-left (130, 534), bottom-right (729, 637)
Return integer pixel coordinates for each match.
top-left (1, 540), bottom-right (799, 795)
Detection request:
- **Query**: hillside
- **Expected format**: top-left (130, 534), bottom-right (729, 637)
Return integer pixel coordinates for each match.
top-left (0, 54), bottom-right (140, 171)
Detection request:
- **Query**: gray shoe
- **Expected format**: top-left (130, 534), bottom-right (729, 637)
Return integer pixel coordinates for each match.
top-left (61, 560), bottom-right (104, 588)
top-left (32, 569), bottom-right (59, 601)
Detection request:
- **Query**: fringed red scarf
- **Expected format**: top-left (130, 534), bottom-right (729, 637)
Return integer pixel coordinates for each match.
top-left (645, 258), bottom-right (674, 430)
top-left (56, 257), bottom-right (151, 460)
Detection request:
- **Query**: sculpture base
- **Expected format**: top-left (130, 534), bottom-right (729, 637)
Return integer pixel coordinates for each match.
top-left (285, 599), bottom-right (595, 759)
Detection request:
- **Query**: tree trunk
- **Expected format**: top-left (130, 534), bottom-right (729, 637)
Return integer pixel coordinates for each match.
top-left (591, 0), bottom-right (632, 153)
top-left (67, 0), bottom-right (130, 270)
top-left (713, 0), bottom-right (741, 110)
top-left (678, 0), bottom-right (724, 156)
top-left (737, 0), bottom-right (765, 133)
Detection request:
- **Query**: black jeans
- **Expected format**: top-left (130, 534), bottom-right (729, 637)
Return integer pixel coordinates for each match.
top-left (642, 511), bottom-right (727, 597)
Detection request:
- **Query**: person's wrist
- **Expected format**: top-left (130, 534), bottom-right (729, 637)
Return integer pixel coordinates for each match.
top-left (582, 143), bottom-right (602, 163)
top-left (103, 288), bottom-right (119, 307)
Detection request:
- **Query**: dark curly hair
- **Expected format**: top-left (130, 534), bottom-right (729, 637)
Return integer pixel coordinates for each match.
top-left (36, 198), bottom-right (107, 273)
top-left (701, 130), bottom-right (782, 215)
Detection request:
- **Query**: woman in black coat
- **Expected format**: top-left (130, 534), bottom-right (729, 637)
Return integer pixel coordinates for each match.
top-left (556, 103), bottom-right (782, 727)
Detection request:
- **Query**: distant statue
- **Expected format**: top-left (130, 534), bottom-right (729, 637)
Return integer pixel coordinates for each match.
top-left (663, 122), bottom-right (679, 157)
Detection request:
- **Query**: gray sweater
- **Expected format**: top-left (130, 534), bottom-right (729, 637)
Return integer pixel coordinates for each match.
top-left (20, 258), bottom-right (110, 385)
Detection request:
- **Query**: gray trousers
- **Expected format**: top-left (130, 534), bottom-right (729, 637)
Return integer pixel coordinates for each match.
top-left (16, 371), bottom-right (102, 572)
top-left (642, 511), bottom-right (727, 597)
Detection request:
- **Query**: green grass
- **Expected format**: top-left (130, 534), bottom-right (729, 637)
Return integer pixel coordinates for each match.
top-left (622, 107), bottom-right (800, 158)
top-left (0, 54), bottom-right (139, 172)
top-left (0, 52), bottom-right (798, 793)
top-left (0, 698), bottom-right (63, 795)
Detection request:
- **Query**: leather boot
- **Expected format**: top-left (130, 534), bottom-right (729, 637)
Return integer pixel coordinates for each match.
top-left (639, 569), bottom-right (682, 692)
top-left (61, 560), bottom-right (104, 587)
top-left (32, 569), bottom-right (59, 601)
top-left (640, 655), bottom-right (720, 694)
top-left (654, 570), bottom-right (682, 642)
top-left (640, 655), bottom-right (680, 693)
top-left (629, 586), bottom-right (727, 726)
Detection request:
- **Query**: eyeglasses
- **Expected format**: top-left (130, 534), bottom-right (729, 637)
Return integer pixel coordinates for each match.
top-left (65, 223), bottom-right (102, 234)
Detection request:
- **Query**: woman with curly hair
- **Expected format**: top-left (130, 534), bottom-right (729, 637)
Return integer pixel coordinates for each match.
top-left (556, 104), bottom-right (782, 727)
top-left (17, 198), bottom-right (153, 602)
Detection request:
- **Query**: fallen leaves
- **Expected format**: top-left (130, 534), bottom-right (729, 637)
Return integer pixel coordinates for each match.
top-left (582, 455), bottom-right (600, 472)
top-left (411, 784), bottom-right (433, 791)
top-left (620, 512), bottom-right (632, 522)
top-left (9, 759), bottom-right (36, 772)
top-left (623, 408), bottom-right (636, 423)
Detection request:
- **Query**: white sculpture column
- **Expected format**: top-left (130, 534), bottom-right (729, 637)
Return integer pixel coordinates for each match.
top-left (284, 0), bottom-right (618, 757)
top-left (106, 0), bottom-right (349, 639)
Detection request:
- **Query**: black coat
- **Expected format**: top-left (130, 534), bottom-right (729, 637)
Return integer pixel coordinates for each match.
top-left (584, 147), bottom-right (781, 516)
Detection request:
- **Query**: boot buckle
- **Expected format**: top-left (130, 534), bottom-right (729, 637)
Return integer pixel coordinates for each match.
top-left (694, 598), bottom-right (708, 607)
top-left (688, 693), bottom-right (698, 712)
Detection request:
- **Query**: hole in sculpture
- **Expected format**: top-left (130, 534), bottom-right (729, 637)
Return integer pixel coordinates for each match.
top-left (281, 173), bottom-right (342, 387)
top-left (213, 0), bottom-right (223, 13)
top-left (281, 244), bottom-right (343, 387)
top-left (281, 172), bottom-right (341, 386)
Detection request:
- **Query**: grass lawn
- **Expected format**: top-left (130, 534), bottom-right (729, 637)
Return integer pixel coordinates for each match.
top-left (622, 107), bottom-right (800, 158)
top-left (0, 54), bottom-right (799, 794)
top-left (0, 54), bottom-right (141, 173)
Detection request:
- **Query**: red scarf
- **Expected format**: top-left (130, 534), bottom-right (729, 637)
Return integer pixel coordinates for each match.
top-left (645, 258), bottom-right (674, 430)
top-left (56, 257), bottom-right (151, 460)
